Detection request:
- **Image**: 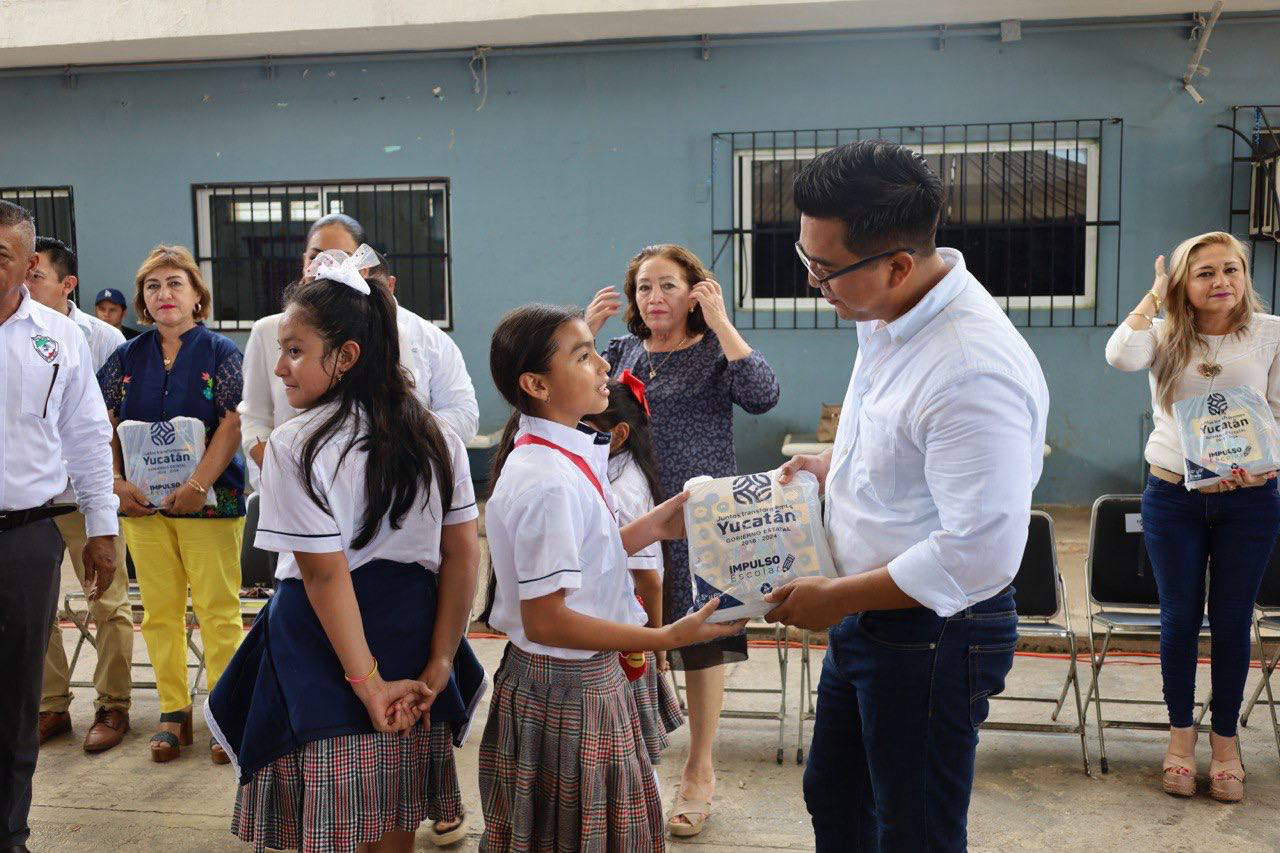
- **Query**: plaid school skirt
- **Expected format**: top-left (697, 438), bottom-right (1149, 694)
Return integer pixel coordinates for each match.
top-left (628, 652), bottom-right (684, 765)
top-left (478, 645), bottom-right (665, 852)
top-left (232, 719), bottom-right (462, 853)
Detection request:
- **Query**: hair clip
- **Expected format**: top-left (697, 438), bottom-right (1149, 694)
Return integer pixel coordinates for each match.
top-left (304, 244), bottom-right (379, 295)
top-left (619, 369), bottom-right (651, 417)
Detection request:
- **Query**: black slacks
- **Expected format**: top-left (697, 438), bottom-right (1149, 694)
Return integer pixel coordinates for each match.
top-left (0, 519), bottom-right (64, 847)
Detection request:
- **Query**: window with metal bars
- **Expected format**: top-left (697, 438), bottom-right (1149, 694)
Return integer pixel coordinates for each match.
top-left (1, 185), bottom-right (78, 301)
top-left (1225, 105), bottom-right (1280, 309)
top-left (192, 179), bottom-right (451, 331)
top-left (711, 119), bottom-right (1123, 329)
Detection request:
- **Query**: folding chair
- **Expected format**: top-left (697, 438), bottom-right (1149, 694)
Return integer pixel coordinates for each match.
top-left (62, 496), bottom-right (273, 697)
top-left (982, 510), bottom-right (1091, 774)
top-left (1239, 542), bottom-right (1280, 759)
top-left (1084, 494), bottom-right (1211, 774)
top-left (240, 492), bottom-right (278, 588)
top-left (668, 621), bottom-right (790, 765)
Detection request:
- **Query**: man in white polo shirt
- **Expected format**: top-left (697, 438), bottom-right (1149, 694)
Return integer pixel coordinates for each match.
top-left (765, 141), bottom-right (1049, 851)
top-left (0, 201), bottom-right (119, 852)
top-left (25, 237), bottom-right (133, 754)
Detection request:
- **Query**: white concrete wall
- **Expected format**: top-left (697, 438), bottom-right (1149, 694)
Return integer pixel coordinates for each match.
top-left (0, 0), bottom-right (1266, 68)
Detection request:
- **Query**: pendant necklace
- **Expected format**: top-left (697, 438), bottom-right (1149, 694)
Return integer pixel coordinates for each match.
top-left (646, 333), bottom-right (688, 379)
top-left (1197, 334), bottom-right (1226, 380)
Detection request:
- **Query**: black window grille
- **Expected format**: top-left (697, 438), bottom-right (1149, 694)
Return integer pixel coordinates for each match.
top-left (192, 179), bottom-right (452, 331)
top-left (710, 118), bottom-right (1124, 329)
top-left (1225, 106), bottom-right (1280, 307)
top-left (1, 186), bottom-right (78, 302)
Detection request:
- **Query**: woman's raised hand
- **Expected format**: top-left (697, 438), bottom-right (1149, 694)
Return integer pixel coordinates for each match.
top-left (689, 279), bottom-right (730, 332)
top-left (1152, 255), bottom-right (1170, 301)
top-left (585, 286), bottom-right (623, 335)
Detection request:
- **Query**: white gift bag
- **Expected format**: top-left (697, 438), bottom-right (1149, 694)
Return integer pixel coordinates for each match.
top-left (1172, 384), bottom-right (1280, 490)
top-left (118, 418), bottom-right (217, 508)
top-left (684, 470), bottom-right (838, 624)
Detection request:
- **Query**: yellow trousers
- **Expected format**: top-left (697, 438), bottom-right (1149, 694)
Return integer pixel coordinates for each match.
top-left (121, 515), bottom-right (244, 712)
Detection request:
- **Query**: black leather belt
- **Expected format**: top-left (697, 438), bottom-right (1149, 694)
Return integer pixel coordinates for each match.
top-left (0, 505), bottom-right (75, 534)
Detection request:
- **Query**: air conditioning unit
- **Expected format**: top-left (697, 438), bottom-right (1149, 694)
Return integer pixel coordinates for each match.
top-left (1249, 148), bottom-right (1280, 239)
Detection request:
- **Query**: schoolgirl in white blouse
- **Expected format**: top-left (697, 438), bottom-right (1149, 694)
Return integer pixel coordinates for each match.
top-left (477, 304), bottom-right (742, 851)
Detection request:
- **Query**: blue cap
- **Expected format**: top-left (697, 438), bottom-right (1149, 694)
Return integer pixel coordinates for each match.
top-left (94, 288), bottom-right (127, 308)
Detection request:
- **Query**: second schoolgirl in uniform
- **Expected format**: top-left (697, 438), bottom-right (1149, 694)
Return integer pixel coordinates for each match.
top-left (206, 248), bottom-right (485, 853)
top-left (478, 304), bottom-right (744, 851)
top-left (586, 373), bottom-right (685, 767)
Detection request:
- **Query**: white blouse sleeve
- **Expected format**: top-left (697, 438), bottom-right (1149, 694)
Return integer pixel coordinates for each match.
top-left (507, 480), bottom-right (584, 601)
top-left (254, 433), bottom-right (342, 554)
top-left (613, 476), bottom-right (662, 575)
top-left (442, 426), bottom-right (479, 526)
top-left (238, 318), bottom-right (277, 457)
top-left (1105, 320), bottom-right (1158, 372)
top-left (1267, 334), bottom-right (1280, 424)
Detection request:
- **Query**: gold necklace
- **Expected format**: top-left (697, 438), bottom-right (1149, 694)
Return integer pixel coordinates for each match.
top-left (646, 333), bottom-right (687, 379)
top-left (1197, 334), bottom-right (1227, 379)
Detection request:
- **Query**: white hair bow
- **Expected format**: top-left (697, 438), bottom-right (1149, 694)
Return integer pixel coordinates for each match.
top-left (304, 244), bottom-right (380, 295)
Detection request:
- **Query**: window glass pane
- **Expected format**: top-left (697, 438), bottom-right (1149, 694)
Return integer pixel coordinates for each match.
top-left (747, 146), bottom-right (1089, 302)
top-left (197, 181), bottom-right (450, 326)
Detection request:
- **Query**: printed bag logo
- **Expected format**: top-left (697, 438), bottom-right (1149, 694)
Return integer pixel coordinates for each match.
top-left (732, 473), bottom-right (772, 505)
top-left (1207, 393), bottom-right (1229, 416)
top-left (150, 421), bottom-right (176, 446)
top-left (31, 335), bottom-right (58, 363)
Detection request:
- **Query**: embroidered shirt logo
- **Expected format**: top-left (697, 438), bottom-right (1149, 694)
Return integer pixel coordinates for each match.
top-left (732, 473), bottom-right (772, 505)
top-left (150, 421), bottom-right (176, 446)
top-left (31, 335), bottom-right (59, 363)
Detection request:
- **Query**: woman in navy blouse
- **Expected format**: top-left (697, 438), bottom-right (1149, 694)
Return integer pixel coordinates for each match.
top-left (98, 245), bottom-right (245, 765)
top-left (586, 244), bottom-right (780, 838)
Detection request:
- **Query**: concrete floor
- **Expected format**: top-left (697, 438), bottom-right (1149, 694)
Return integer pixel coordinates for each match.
top-left (26, 506), bottom-right (1280, 851)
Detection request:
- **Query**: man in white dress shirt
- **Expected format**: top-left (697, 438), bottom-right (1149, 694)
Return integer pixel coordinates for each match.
top-left (25, 237), bottom-right (134, 754)
top-left (765, 141), bottom-right (1049, 851)
top-left (239, 215), bottom-right (478, 483)
top-left (0, 202), bottom-right (119, 853)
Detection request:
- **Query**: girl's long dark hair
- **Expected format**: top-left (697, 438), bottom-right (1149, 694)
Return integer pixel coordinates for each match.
top-left (280, 274), bottom-right (453, 550)
top-left (480, 303), bottom-right (582, 624)
top-left (587, 381), bottom-right (664, 505)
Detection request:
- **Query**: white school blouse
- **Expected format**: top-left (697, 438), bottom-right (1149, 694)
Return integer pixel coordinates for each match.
top-left (1105, 314), bottom-right (1280, 474)
top-left (607, 451), bottom-right (662, 577)
top-left (255, 401), bottom-right (478, 580)
top-left (485, 415), bottom-right (641, 659)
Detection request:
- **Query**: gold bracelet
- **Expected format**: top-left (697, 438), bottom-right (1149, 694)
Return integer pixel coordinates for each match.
top-left (186, 478), bottom-right (208, 495)
top-left (1127, 311), bottom-right (1155, 322)
top-left (1147, 290), bottom-right (1163, 313)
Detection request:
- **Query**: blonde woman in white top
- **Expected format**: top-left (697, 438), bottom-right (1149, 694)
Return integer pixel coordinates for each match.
top-left (1105, 231), bottom-right (1280, 803)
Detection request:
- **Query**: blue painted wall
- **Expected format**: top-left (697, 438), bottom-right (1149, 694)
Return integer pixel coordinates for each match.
top-left (3, 22), bottom-right (1276, 503)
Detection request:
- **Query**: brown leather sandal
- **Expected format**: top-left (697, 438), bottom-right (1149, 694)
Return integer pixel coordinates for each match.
top-left (150, 708), bottom-right (193, 763)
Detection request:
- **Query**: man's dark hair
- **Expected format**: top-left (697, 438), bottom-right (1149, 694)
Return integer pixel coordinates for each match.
top-left (35, 236), bottom-right (77, 280)
top-left (0, 200), bottom-right (36, 249)
top-left (792, 139), bottom-right (944, 256)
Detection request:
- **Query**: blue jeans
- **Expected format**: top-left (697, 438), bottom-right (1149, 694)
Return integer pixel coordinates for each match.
top-left (803, 589), bottom-right (1017, 852)
top-left (1140, 475), bottom-right (1280, 736)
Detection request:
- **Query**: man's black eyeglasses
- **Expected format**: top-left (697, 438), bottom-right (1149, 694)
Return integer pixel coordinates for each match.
top-left (794, 242), bottom-right (915, 287)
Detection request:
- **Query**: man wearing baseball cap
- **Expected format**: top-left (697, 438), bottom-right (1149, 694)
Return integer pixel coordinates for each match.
top-left (93, 288), bottom-right (139, 340)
